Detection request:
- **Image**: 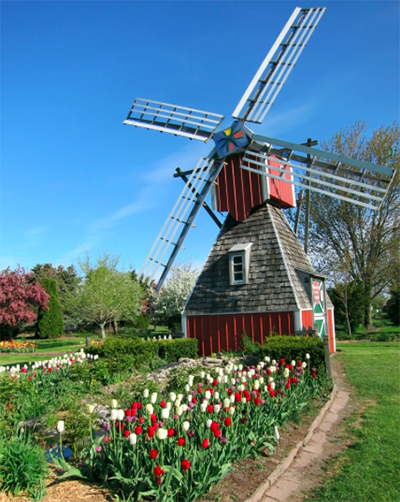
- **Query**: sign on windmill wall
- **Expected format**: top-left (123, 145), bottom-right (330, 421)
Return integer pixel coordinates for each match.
top-left (313, 279), bottom-right (326, 338)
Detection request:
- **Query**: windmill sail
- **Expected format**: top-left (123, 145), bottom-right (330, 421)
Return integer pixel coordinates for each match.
top-left (140, 154), bottom-right (226, 289)
top-left (124, 98), bottom-right (224, 141)
top-left (240, 135), bottom-right (394, 210)
top-left (232, 7), bottom-right (326, 124)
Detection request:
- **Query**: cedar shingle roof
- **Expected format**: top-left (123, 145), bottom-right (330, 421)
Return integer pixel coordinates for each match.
top-left (183, 203), bottom-right (326, 315)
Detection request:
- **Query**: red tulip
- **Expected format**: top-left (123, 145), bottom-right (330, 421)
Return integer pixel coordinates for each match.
top-left (214, 429), bottom-right (221, 438)
top-left (137, 402), bottom-right (142, 410)
top-left (235, 392), bottom-right (241, 403)
top-left (125, 409), bottom-right (132, 417)
top-left (224, 417), bottom-right (231, 427)
top-left (192, 397), bottom-right (197, 404)
top-left (150, 449), bottom-right (158, 459)
top-left (254, 397), bottom-right (260, 406)
top-left (139, 417), bottom-right (144, 424)
top-left (132, 402), bottom-right (138, 409)
top-left (124, 429), bottom-right (130, 438)
top-left (168, 428), bottom-right (175, 437)
top-left (151, 413), bottom-right (157, 423)
top-left (280, 358), bottom-right (285, 365)
top-left (135, 425), bottom-right (142, 435)
top-left (292, 377), bottom-right (297, 384)
top-left (160, 400), bottom-right (166, 408)
top-left (178, 437), bottom-right (185, 446)
top-left (270, 390), bottom-right (276, 398)
top-left (181, 459), bottom-right (191, 472)
top-left (154, 465), bottom-right (164, 477)
top-left (213, 379), bottom-right (218, 387)
top-left (312, 373), bottom-right (317, 378)
top-left (202, 439), bottom-right (209, 448)
top-left (210, 421), bottom-right (219, 432)
top-left (147, 427), bottom-right (155, 438)
top-left (207, 404), bottom-right (214, 413)
top-left (198, 388), bottom-right (202, 393)
top-left (286, 383), bottom-right (290, 389)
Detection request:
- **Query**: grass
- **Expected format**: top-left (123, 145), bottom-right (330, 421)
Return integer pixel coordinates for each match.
top-left (305, 342), bottom-right (400, 502)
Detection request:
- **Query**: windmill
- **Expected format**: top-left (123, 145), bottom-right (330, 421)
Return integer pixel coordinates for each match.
top-left (124, 6), bottom-right (395, 300)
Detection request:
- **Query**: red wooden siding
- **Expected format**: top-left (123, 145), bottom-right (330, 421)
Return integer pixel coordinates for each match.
top-left (328, 308), bottom-right (335, 353)
top-left (267, 160), bottom-right (296, 208)
top-left (186, 312), bottom-right (295, 356)
top-left (301, 310), bottom-right (313, 330)
top-left (215, 153), bottom-right (264, 221)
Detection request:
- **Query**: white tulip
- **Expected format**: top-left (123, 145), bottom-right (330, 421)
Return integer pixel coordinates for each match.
top-left (200, 371), bottom-right (205, 379)
top-left (214, 391), bottom-right (220, 400)
top-left (253, 381), bottom-right (260, 390)
top-left (156, 428), bottom-right (168, 440)
top-left (229, 407), bottom-right (235, 416)
top-left (284, 368), bottom-right (290, 378)
top-left (302, 362), bottom-right (307, 369)
top-left (129, 433), bottom-right (137, 445)
top-left (166, 402), bottom-right (172, 410)
top-left (258, 377), bottom-right (264, 384)
top-left (185, 384), bottom-right (190, 392)
top-left (145, 404), bottom-right (153, 415)
top-left (264, 356), bottom-right (270, 362)
top-left (110, 409), bottom-right (118, 421)
top-left (117, 409), bottom-right (125, 421)
top-left (182, 421), bottom-right (190, 432)
top-left (187, 395), bottom-right (193, 403)
top-left (268, 376), bottom-right (274, 383)
top-left (207, 419), bottom-right (212, 428)
top-left (291, 360), bottom-right (296, 367)
top-left (205, 390), bottom-right (211, 400)
top-left (222, 375), bottom-right (228, 384)
top-left (111, 399), bottom-right (118, 409)
top-left (230, 395), bottom-right (235, 403)
top-left (161, 408), bottom-right (170, 420)
top-left (182, 404), bottom-right (188, 412)
top-left (87, 404), bottom-right (95, 414)
top-left (200, 403), bottom-right (207, 412)
top-left (176, 406), bottom-right (183, 416)
top-left (143, 389), bottom-right (149, 398)
top-left (214, 404), bottom-right (221, 413)
top-left (169, 392), bottom-right (176, 402)
top-left (241, 398), bottom-right (247, 404)
top-left (223, 398), bottom-right (230, 408)
top-left (150, 392), bottom-right (157, 404)
top-left (57, 421), bottom-right (64, 433)
top-left (270, 382), bottom-right (276, 390)
top-left (306, 353), bottom-right (310, 360)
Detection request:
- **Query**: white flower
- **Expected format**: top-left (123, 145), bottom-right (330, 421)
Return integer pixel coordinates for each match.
top-left (241, 376), bottom-right (247, 383)
top-left (272, 359), bottom-right (276, 365)
top-left (117, 409), bottom-right (125, 421)
top-left (187, 395), bottom-right (193, 403)
top-left (176, 406), bottom-right (183, 416)
top-left (145, 404), bottom-right (154, 415)
top-left (161, 408), bottom-right (170, 420)
top-left (57, 421), bottom-right (64, 433)
top-left (241, 398), bottom-right (247, 404)
top-left (228, 407), bottom-right (235, 416)
top-left (169, 392), bottom-right (176, 402)
top-left (111, 399), bottom-right (118, 409)
top-left (200, 371), bottom-right (205, 379)
top-left (284, 368), bottom-right (290, 378)
top-left (223, 398), bottom-right (230, 408)
top-left (302, 362), bottom-right (307, 369)
top-left (156, 428), bottom-right (168, 440)
top-left (150, 392), bottom-right (157, 404)
top-left (291, 360), bottom-right (296, 367)
top-left (253, 381), bottom-right (260, 390)
top-left (214, 404), bottom-right (221, 414)
top-left (222, 375), bottom-right (228, 384)
top-left (143, 389), bottom-right (149, 398)
top-left (110, 409), bottom-right (118, 421)
top-left (230, 395), bottom-right (235, 403)
top-left (206, 419), bottom-right (212, 428)
top-left (231, 378), bottom-right (236, 386)
top-left (306, 353), bottom-right (310, 360)
top-left (258, 377), bottom-right (264, 384)
top-left (200, 403), bottom-right (207, 412)
top-left (87, 404), bottom-right (95, 414)
top-left (238, 384), bottom-right (245, 392)
top-left (185, 384), bottom-right (190, 392)
top-left (268, 376), bottom-right (274, 383)
top-left (129, 433), bottom-right (137, 445)
top-left (205, 390), bottom-right (211, 400)
top-left (214, 391), bottom-right (220, 400)
top-left (166, 402), bottom-right (172, 410)
top-left (174, 399), bottom-right (181, 407)
top-left (182, 421), bottom-right (190, 432)
top-left (270, 382), bottom-right (276, 390)
top-left (264, 356), bottom-right (270, 362)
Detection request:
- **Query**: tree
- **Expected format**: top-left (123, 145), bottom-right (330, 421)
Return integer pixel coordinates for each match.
top-left (384, 285), bottom-right (400, 326)
top-left (151, 264), bottom-right (198, 330)
top-left (328, 279), bottom-right (365, 336)
top-left (70, 254), bottom-right (143, 339)
top-left (306, 121), bottom-right (399, 328)
top-left (36, 278), bottom-right (64, 338)
top-left (0, 266), bottom-right (49, 339)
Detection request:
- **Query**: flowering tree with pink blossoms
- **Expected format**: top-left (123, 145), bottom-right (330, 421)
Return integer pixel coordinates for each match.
top-left (0, 266), bottom-right (50, 339)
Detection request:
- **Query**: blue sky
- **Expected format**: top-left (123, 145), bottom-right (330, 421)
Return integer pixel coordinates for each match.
top-left (1, 1), bottom-right (399, 280)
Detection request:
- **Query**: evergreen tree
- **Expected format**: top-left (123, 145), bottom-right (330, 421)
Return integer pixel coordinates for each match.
top-left (36, 278), bottom-right (64, 339)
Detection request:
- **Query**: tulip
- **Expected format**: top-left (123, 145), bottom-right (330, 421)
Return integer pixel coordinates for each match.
top-left (182, 421), bottom-right (190, 432)
top-left (87, 404), bottom-right (95, 414)
top-left (143, 389), bottom-right (149, 398)
top-left (170, 392), bottom-right (176, 402)
top-left (166, 402), bottom-right (172, 410)
top-left (228, 407), bottom-right (235, 416)
top-left (161, 408), bottom-right (170, 420)
top-left (145, 404), bottom-right (154, 415)
top-left (111, 399), bottom-right (118, 409)
top-left (207, 419), bottom-right (213, 428)
top-left (214, 391), bottom-right (220, 400)
top-left (253, 381), bottom-right (260, 390)
top-left (156, 428), bottom-right (168, 440)
top-left (110, 409), bottom-right (118, 421)
top-left (306, 353), bottom-right (310, 360)
top-left (129, 433), bottom-right (137, 445)
top-left (200, 403), bottom-right (207, 412)
top-left (150, 392), bottom-right (157, 404)
top-left (117, 409), bottom-right (125, 421)
top-left (302, 362), bottom-right (307, 368)
top-left (181, 459), bottom-right (191, 472)
top-left (150, 449), bottom-right (158, 459)
top-left (176, 406), bottom-right (183, 416)
top-left (182, 404), bottom-right (188, 413)
top-left (57, 421), bottom-right (64, 433)
top-left (178, 437), bottom-right (185, 446)
top-left (205, 390), bottom-right (211, 400)
top-left (202, 438), bottom-right (209, 448)
top-left (264, 356), bottom-right (270, 362)
top-left (214, 404), bottom-right (221, 414)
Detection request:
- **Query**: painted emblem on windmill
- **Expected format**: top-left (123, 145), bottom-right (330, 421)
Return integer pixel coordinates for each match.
top-left (313, 281), bottom-right (320, 305)
top-left (212, 121), bottom-right (249, 158)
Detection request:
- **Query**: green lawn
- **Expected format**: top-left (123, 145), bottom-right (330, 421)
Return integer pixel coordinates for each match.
top-left (306, 342), bottom-right (400, 502)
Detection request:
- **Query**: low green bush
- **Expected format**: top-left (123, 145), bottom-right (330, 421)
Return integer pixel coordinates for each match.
top-left (156, 338), bottom-right (198, 362)
top-left (256, 336), bottom-right (326, 373)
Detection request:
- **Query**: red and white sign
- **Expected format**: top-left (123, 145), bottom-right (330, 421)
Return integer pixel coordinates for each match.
top-left (313, 281), bottom-right (320, 305)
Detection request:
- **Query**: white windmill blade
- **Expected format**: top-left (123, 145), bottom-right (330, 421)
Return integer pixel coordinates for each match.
top-left (240, 135), bottom-right (395, 210)
top-left (140, 153), bottom-right (226, 289)
top-left (123, 98), bottom-right (224, 142)
top-left (232, 7), bottom-right (326, 124)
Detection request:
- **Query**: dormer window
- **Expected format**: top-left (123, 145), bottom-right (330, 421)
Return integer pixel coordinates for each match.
top-left (228, 243), bottom-right (252, 285)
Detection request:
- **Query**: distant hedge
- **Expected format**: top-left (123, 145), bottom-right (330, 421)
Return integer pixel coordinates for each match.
top-left (85, 336), bottom-right (198, 368)
top-left (257, 336), bottom-right (326, 373)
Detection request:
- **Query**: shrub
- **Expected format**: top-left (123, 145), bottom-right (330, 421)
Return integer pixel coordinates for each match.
top-left (36, 278), bottom-right (64, 339)
top-left (256, 336), bottom-right (326, 373)
top-left (384, 285), bottom-right (400, 326)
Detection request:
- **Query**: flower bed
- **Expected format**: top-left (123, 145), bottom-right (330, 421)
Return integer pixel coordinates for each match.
top-left (52, 355), bottom-right (322, 502)
top-left (0, 339), bottom-right (38, 353)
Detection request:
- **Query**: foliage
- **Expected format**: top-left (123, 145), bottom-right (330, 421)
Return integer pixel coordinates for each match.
top-left (0, 429), bottom-right (48, 499)
top-left (328, 278), bottom-right (365, 335)
top-left (151, 264), bottom-right (198, 329)
top-left (36, 278), bottom-right (64, 339)
top-left (0, 266), bottom-right (49, 340)
top-left (384, 285), bottom-right (400, 326)
top-left (69, 253), bottom-right (144, 339)
top-left (256, 335), bottom-right (326, 374)
top-left (306, 121), bottom-right (400, 328)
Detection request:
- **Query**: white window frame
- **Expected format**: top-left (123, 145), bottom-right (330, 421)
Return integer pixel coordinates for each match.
top-left (228, 242), bottom-right (252, 286)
